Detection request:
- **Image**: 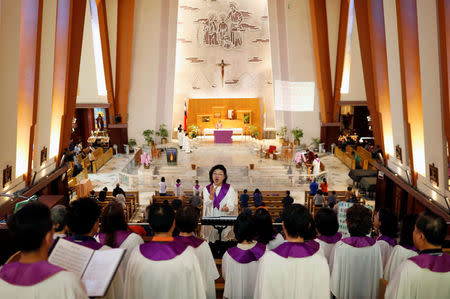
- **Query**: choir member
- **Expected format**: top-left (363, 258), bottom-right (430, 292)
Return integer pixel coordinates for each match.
top-left (253, 208), bottom-right (285, 250)
top-left (330, 204), bottom-right (383, 299)
top-left (50, 205), bottom-right (69, 239)
top-left (0, 202), bottom-right (87, 298)
top-left (374, 208), bottom-right (398, 268)
top-left (385, 211), bottom-right (450, 298)
top-left (124, 203), bottom-right (206, 299)
top-left (222, 210), bottom-right (266, 299)
top-left (174, 206), bottom-right (219, 299)
top-left (314, 207), bottom-right (342, 261)
top-left (384, 214), bottom-right (418, 281)
top-left (254, 204), bottom-right (330, 299)
top-left (174, 178), bottom-right (183, 197)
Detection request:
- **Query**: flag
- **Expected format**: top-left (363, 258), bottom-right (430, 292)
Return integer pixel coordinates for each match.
top-left (184, 98), bottom-right (187, 131)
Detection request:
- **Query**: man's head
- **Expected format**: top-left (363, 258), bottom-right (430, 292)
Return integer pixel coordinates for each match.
top-left (148, 203), bottom-right (175, 234)
top-left (116, 183), bottom-right (120, 188)
top-left (103, 187), bottom-right (107, 192)
top-left (8, 202), bottom-right (53, 253)
top-left (282, 204), bottom-right (316, 240)
top-left (413, 211), bottom-right (446, 250)
top-left (286, 190), bottom-right (290, 196)
top-left (176, 206), bottom-right (198, 233)
top-left (346, 204), bottom-right (372, 237)
top-left (67, 198), bottom-right (102, 236)
top-left (315, 208), bottom-right (339, 237)
top-left (243, 189), bottom-right (247, 194)
top-left (374, 208), bottom-right (398, 238)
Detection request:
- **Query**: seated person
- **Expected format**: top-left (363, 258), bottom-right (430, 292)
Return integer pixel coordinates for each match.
top-left (0, 202), bottom-right (87, 298)
top-left (374, 208), bottom-right (398, 268)
top-left (175, 206), bottom-right (219, 299)
top-left (313, 190), bottom-right (325, 207)
top-left (345, 186), bottom-right (354, 201)
top-left (50, 205), bottom-right (69, 239)
top-left (327, 191), bottom-right (337, 209)
top-left (222, 211), bottom-right (266, 299)
top-left (112, 183), bottom-right (125, 197)
top-left (282, 190), bottom-right (294, 210)
top-left (124, 203), bottom-right (205, 299)
top-left (188, 193), bottom-right (202, 209)
top-left (240, 189), bottom-right (249, 208)
top-left (88, 190), bottom-right (98, 201)
top-left (385, 211), bottom-right (450, 298)
top-left (352, 151), bottom-right (362, 169)
top-left (253, 189), bottom-right (263, 207)
top-left (315, 208), bottom-right (342, 261)
top-left (384, 214), bottom-right (418, 281)
top-left (253, 208), bottom-right (285, 250)
top-left (330, 204), bottom-right (383, 299)
top-left (98, 187), bottom-right (107, 202)
top-left (254, 204), bottom-right (329, 298)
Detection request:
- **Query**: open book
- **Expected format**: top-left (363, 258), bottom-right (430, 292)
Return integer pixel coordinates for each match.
top-left (48, 238), bottom-right (125, 297)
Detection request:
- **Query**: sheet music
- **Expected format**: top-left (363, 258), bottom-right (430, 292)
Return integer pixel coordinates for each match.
top-left (48, 238), bottom-right (93, 279)
top-left (82, 248), bottom-right (125, 297)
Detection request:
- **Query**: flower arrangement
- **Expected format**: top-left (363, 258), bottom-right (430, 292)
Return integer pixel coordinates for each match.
top-left (141, 152), bottom-right (151, 168)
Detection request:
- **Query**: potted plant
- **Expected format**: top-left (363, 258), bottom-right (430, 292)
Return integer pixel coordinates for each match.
top-left (128, 138), bottom-right (137, 153)
top-left (156, 124), bottom-right (169, 144)
top-left (311, 137), bottom-right (321, 152)
top-left (188, 125), bottom-right (199, 139)
top-left (249, 125), bottom-right (259, 139)
top-left (277, 126), bottom-right (288, 144)
top-left (291, 127), bottom-right (303, 146)
top-left (142, 130), bottom-right (155, 146)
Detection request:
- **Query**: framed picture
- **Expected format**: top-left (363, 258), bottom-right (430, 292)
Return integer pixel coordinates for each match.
top-left (429, 163), bottom-right (439, 187)
top-left (202, 116), bottom-right (210, 122)
top-left (3, 165), bottom-right (12, 188)
top-left (395, 145), bottom-right (402, 163)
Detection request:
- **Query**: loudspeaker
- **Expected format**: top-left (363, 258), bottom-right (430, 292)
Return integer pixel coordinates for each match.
top-left (115, 114), bottom-right (122, 123)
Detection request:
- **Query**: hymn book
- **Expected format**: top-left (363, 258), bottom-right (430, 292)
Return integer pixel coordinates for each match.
top-left (48, 237), bottom-right (125, 297)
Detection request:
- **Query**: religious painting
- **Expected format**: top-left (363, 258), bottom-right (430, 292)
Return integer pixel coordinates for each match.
top-left (166, 148), bottom-right (178, 165)
top-left (94, 108), bottom-right (106, 131)
top-left (395, 145), bottom-right (402, 163)
top-left (3, 165), bottom-right (12, 188)
top-left (40, 146), bottom-right (48, 166)
top-left (429, 163), bottom-right (439, 187)
top-left (202, 116), bottom-right (210, 122)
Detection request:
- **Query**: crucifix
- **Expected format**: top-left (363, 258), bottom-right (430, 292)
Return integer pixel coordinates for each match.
top-left (216, 59), bottom-right (230, 87)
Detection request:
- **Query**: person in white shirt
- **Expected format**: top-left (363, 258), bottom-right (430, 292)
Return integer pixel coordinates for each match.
top-left (329, 204), bottom-right (383, 299)
top-left (385, 211), bottom-right (450, 299)
top-left (177, 124), bottom-right (184, 149)
top-left (253, 208), bottom-right (285, 250)
top-left (374, 208), bottom-right (399, 268)
top-left (202, 164), bottom-right (238, 241)
top-left (193, 179), bottom-right (201, 196)
top-left (183, 133), bottom-right (191, 153)
top-left (222, 210), bottom-right (266, 299)
top-left (174, 179), bottom-right (184, 197)
top-left (384, 214), bottom-right (418, 281)
top-left (174, 206), bottom-right (219, 299)
top-left (158, 177), bottom-right (167, 196)
top-left (0, 202), bottom-right (87, 299)
top-left (314, 207), bottom-right (342, 262)
top-left (124, 203), bottom-right (206, 299)
top-left (254, 204), bottom-right (330, 299)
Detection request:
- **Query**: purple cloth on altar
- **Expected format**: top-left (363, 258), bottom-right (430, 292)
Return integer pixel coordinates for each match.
top-left (272, 241), bottom-right (320, 258)
top-left (174, 236), bottom-right (204, 249)
top-left (378, 235), bottom-right (397, 247)
top-left (227, 243), bottom-right (266, 263)
top-left (0, 261), bottom-right (64, 286)
top-left (317, 232), bottom-right (342, 244)
top-left (140, 240), bottom-right (189, 261)
top-left (98, 230), bottom-right (132, 248)
top-left (206, 183), bottom-right (230, 210)
top-left (64, 236), bottom-right (103, 250)
top-left (409, 254), bottom-right (450, 273)
top-left (341, 236), bottom-right (376, 248)
top-left (214, 130), bottom-right (233, 144)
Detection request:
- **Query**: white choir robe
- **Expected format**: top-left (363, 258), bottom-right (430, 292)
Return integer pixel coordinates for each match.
top-left (124, 243), bottom-right (206, 299)
top-left (183, 135), bottom-right (191, 152)
top-left (385, 254), bottom-right (450, 299)
top-left (222, 242), bottom-right (266, 299)
top-left (315, 232), bottom-right (342, 262)
top-left (201, 184), bottom-right (238, 242)
top-left (383, 245), bottom-right (417, 281)
top-left (254, 241), bottom-right (330, 299)
top-left (312, 158), bottom-right (320, 175)
top-left (377, 237), bottom-right (396, 269)
top-left (177, 131), bottom-right (184, 147)
top-left (0, 261), bottom-right (87, 299)
top-left (330, 237), bottom-right (383, 299)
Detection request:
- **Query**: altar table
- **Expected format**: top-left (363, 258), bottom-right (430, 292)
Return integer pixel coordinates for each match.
top-left (204, 128), bottom-right (243, 136)
top-left (214, 130), bottom-right (233, 144)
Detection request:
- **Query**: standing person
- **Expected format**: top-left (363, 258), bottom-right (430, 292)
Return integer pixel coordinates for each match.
top-left (222, 211), bottom-right (266, 299)
top-left (309, 178), bottom-right (319, 196)
top-left (374, 208), bottom-right (399, 268)
top-left (253, 208), bottom-right (285, 250)
top-left (282, 190), bottom-right (294, 210)
top-left (312, 154), bottom-right (321, 175)
top-left (202, 164), bottom-right (238, 242)
top-left (193, 180), bottom-right (201, 196)
top-left (0, 202), bottom-right (88, 299)
top-left (385, 212), bottom-right (450, 298)
top-left (240, 189), bottom-right (249, 208)
top-left (314, 208), bottom-right (342, 261)
top-left (177, 124), bottom-right (184, 149)
top-left (183, 133), bottom-right (191, 153)
top-left (112, 183), bottom-right (125, 197)
top-left (174, 179), bottom-right (184, 197)
top-left (88, 150), bottom-right (96, 172)
top-left (320, 178), bottom-right (328, 195)
top-left (159, 177), bottom-right (167, 196)
top-left (254, 204), bottom-right (330, 299)
top-left (175, 206), bottom-right (219, 299)
top-left (253, 189), bottom-right (263, 207)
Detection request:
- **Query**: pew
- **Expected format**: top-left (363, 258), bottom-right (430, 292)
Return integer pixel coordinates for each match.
top-left (92, 148), bottom-right (114, 173)
top-left (335, 147), bottom-right (356, 169)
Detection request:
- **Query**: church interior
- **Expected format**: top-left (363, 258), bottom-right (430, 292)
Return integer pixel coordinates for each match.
top-left (0, 0), bottom-right (449, 298)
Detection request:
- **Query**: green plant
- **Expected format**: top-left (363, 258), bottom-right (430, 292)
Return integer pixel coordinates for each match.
top-left (277, 126), bottom-right (288, 139)
top-left (249, 125), bottom-right (259, 138)
top-left (142, 130), bottom-right (154, 144)
top-left (291, 127), bottom-right (304, 141)
top-left (253, 131), bottom-right (260, 139)
top-left (243, 114), bottom-right (250, 124)
top-left (311, 137), bottom-right (321, 148)
top-left (128, 138), bottom-right (137, 146)
top-left (188, 125), bottom-right (199, 138)
top-left (156, 124), bottom-right (169, 138)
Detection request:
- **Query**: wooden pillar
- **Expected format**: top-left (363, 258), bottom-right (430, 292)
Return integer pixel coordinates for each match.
top-left (115, 0), bottom-right (135, 123)
top-left (16, 0), bottom-right (43, 184)
top-left (49, 0), bottom-right (86, 163)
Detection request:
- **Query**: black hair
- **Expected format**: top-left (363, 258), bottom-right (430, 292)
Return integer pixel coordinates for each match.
top-left (100, 202), bottom-right (129, 247)
top-left (399, 214), bottom-right (418, 248)
top-left (332, 191), bottom-right (336, 195)
top-left (234, 210), bottom-right (256, 243)
top-left (378, 208), bottom-right (398, 238)
top-left (346, 204), bottom-right (372, 237)
top-left (171, 199), bottom-right (182, 211)
top-left (7, 202), bottom-right (53, 252)
top-left (243, 189), bottom-right (247, 193)
top-left (148, 203), bottom-right (175, 233)
top-left (175, 206), bottom-right (198, 233)
top-left (282, 204), bottom-right (316, 239)
top-left (415, 211), bottom-right (447, 246)
top-left (90, 190), bottom-right (95, 195)
top-left (254, 188), bottom-right (261, 194)
top-left (317, 190), bottom-right (323, 195)
top-left (322, 178), bottom-right (327, 183)
top-left (103, 187), bottom-right (108, 192)
top-left (161, 177), bottom-right (165, 182)
top-left (67, 197), bottom-right (102, 235)
top-left (286, 190), bottom-right (290, 196)
top-left (254, 208), bottom-right (275, 244)
top-left (347, 186), bottom-right (352, 191)
top-left (315, 208), bottom-right (339, 236)
top-left (208, 164), bottom-right (228, 184)
top-left (176, 179), bottom-right (181, 184)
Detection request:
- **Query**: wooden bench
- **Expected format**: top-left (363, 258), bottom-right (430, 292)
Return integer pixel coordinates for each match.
top-left (356, 146), bottom-right (375, 169)
top-left (95, 191), bottom-right (139, 221)
top-left (92, 148), bottom-right (114, 173)
top-left (304, 190), bottom-right (360, 216)
top-left (335, 147), bottom-right (356, 169)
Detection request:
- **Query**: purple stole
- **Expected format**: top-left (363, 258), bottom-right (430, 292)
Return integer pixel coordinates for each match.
top-left (341, 236), bottom-right (376, 248)
top-left (194, 185), bottom-right (200, 190)
top-left (64, 236), bottom-right (103, 250)
top-left (98, 230), bottom-right (133, 248)
top-left (409, 254), bottom-right (450, 273)
top-left (174, 236), bottom-right (204, 249)
top-left (272, 240), bottom-right (320, 258)
top-left (140, 240), bottom-right (189, 261)
top-left (377, 235), bottom-right (397, 247)
top-left (206, 183), bottom-right (230, 210)
top-left (0, 261), bottom-right (64, 286)
top-left (317, 232), bottom-right (342, 244)
top-left (227, 243), bottom-right (266, 263)
top-left (176, 184), bottom-right (181, 188)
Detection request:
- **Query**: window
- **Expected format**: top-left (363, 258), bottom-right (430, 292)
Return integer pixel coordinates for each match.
top-left (89, 0), bottom-right (107, 96)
